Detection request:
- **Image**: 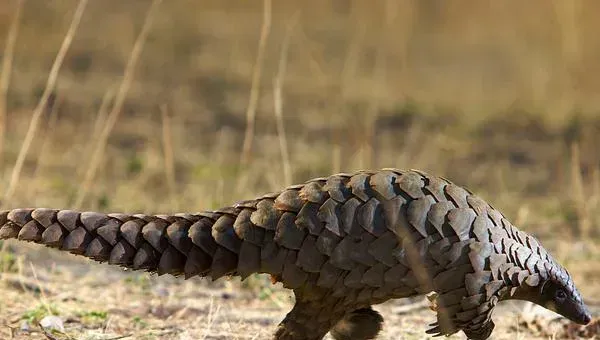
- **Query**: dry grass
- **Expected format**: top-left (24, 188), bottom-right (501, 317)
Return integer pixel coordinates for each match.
top-left (0, 0), bottom-right (23, 168)
top-left (0, 0), bottom-right (599, 339)
top-left (3, 0), bottom-right (87, 203)
top-left (74, 0), bottom-right (161, 208)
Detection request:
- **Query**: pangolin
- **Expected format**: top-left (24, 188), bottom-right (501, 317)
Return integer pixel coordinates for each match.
top-left (0, 169), bottom-right (591, 339)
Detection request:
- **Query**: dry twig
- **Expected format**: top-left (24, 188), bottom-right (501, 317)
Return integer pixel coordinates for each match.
top-left (273, 12), bottom-right (299, 187)
top-left (160, 104), bottom-right (178, 210)
top-left (239, 0), bottom-right (272, 166)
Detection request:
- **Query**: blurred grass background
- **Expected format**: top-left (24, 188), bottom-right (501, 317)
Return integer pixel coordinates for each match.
top-left (0, 0), bottom-right (598, 246)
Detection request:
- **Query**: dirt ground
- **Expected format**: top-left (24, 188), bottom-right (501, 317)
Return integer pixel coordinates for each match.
top-left (1, 241), bottom-right (598, 340)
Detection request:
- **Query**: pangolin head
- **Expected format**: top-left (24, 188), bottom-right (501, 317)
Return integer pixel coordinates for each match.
top-left (537, 266), bottom-right (591, 325)
top-left (514, 255), bottom-right (591, 325)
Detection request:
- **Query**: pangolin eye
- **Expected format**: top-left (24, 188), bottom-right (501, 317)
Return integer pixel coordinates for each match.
top-left (555, 289), bottom-right (567, 302)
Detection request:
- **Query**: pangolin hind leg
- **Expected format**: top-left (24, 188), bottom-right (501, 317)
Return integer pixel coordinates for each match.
top-left (330, 307), bottom-right (384, 340)
top-left (274, 288), bottom-right (347, 340)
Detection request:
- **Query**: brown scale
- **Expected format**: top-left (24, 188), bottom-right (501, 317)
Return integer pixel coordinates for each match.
top-left (0, 169), bottom-right (591, 340)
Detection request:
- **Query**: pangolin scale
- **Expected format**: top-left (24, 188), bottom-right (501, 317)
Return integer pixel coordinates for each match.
top-left (0, 168), bottom-right (591, 339)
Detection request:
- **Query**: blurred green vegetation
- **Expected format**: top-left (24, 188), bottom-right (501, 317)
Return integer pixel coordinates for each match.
top-left (77, 309), bottom-right (108, 326)
top-left (0, 0), bottom-right (597, 242)
top-left (0, 244), bottom-right (17, 272)
top-left (21, 303), bottom-right (60, 324)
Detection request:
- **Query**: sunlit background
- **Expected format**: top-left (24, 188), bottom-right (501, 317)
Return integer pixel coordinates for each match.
top-left (0, 1), bottom-right (598, 339)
